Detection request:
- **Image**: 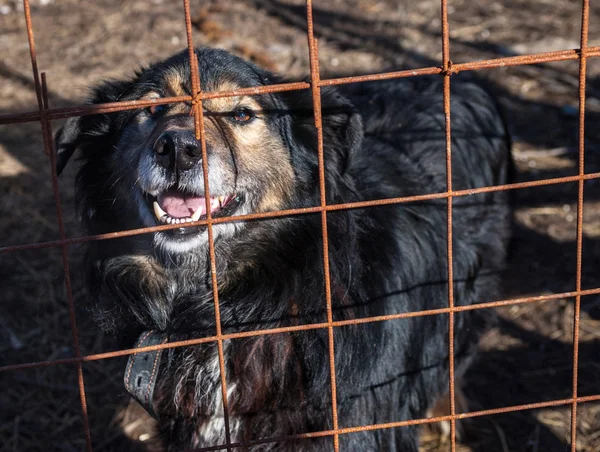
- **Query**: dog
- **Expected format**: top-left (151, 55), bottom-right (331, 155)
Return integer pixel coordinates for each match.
top-left (55, 48), bottom-right (512, 451)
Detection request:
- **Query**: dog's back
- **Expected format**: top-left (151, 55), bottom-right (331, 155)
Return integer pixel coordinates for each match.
top-left (329, 79), bottom-right (512, 450)
top-left (348, 78), bottom-right (511, 300)
top-left (347, 78), bottom-right (511, 195)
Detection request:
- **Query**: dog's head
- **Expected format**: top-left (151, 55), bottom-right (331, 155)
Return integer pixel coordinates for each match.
top-left (56, 48), bottom-right (362, 257)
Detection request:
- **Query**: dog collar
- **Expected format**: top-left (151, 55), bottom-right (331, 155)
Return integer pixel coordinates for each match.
top-left (124, 330), bottom-right (168, 419)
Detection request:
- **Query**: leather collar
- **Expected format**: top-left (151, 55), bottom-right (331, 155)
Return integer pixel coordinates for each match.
top-left (124, 330), bottom-right (168, 419)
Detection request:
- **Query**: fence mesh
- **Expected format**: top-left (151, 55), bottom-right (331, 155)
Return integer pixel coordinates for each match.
top-left (0, 0), bottom-right (599, 451)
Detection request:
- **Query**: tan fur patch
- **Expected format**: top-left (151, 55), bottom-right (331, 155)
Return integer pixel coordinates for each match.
top-left (202, 83), bottom-right (295, 213)
top-left (162, 69), bottom-right (191, 115)
top-left (164, 69), bottom-right (187, 97)
top-left (203, 79), bottom-right (242, 113)
top-left (232, 116), bottom-right (294, 213)
top-left (129, 255), bottom-right (165, 281)
top-left (168, 103), bottom-right (190, 116)
top-left (426, 381), bottom-right (468, 439)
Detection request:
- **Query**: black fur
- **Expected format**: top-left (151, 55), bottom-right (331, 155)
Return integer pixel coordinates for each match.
top-left (56, 48), bottom-right (512, 451)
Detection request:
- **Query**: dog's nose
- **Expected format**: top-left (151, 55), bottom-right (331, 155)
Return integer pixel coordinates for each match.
top-left (153, 131), bottom-right (202, 171)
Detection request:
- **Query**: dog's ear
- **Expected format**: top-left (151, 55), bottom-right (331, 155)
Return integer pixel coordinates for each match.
top-left (319, 87), bottom-right (363, 173)
top-left (54, 79), bottom-right (136, 175)
top-left (281, 85), bottom-right (363, 175)
top-left (54, 117), bottom-right (82, 175)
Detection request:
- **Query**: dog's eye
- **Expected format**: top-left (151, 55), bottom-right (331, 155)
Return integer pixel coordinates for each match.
top-left (231, 108), bottom-right (254, 123)
top-left (146, 103), bottom-right (166, 117)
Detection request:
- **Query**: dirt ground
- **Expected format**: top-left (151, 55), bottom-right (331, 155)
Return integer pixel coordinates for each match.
top-left (1, 0), bottom-right (600, 451)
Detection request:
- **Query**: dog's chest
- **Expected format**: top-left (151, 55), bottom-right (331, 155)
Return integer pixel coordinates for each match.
top-left (186, 346), bottom-right (242, 447)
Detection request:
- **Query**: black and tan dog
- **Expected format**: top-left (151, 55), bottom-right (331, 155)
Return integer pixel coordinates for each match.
top-left (55, 48), bottom-right (512, 451)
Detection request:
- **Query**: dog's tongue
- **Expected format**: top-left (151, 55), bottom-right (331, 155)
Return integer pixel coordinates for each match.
top-left (158, 190), bottom-right (204, 218)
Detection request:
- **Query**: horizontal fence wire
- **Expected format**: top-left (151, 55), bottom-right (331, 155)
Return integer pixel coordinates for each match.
top-left (1, 286), bottom-right (600, 374)
top-left (1, 0), bottom-right (598, 451)
top-left (3, 47), bottom-right (600, 126)
top-left (2, 173), bottom-right (600, 255)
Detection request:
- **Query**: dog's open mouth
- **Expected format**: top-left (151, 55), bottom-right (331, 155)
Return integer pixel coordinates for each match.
top-left (147, 188), bottom-right (241, 235)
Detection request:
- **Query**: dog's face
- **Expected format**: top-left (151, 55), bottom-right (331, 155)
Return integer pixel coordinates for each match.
top-left (55, 48), bottom-right (362, 257)
top-left (114, 71), bottom-right (298, 254)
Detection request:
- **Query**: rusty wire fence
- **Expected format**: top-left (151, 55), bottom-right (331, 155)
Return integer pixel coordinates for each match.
top-left (1, 0), bottom-right (600, 451)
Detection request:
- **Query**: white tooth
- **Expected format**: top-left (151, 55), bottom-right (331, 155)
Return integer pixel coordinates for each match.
top-left (191, 205), bottom-right (204, 222)
top-left (153, 201), bottom-right (167, 220)
top-left (218, 196), bottom-right (224, 207)
top-left (161, 215), bottom-right (168, 224)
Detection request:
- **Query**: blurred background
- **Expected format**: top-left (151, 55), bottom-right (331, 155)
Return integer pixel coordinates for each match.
top-left (1, 0), bottom-right (600, 450)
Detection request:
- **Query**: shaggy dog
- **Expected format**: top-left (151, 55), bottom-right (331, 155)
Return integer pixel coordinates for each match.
top-left (55, 48), bottom-right (512, 451)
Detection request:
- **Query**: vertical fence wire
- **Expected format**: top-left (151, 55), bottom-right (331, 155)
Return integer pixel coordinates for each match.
top-left (182, 0), bottom-right (233, 450)
top-left (305, 1), bottom-right (341, 450)
top-left (571, 0), bottom-right (590, 449)
top-left (440, 0), bottom-right (457, 449)
top-left (20, 1), bottom-right (93, 450)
